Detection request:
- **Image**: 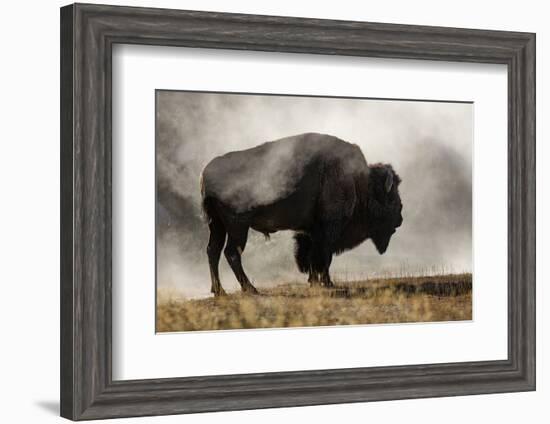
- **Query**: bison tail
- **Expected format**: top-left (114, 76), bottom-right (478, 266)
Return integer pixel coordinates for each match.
top-left (294, 233), bottom-right (312, 274)
top-left (199, 171), bottom-right (212, 224)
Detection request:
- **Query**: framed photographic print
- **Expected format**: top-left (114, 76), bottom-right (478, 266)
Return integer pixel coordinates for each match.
top-left (60, 3), bottom-right (536, 420)
top-left (155, 90), bottom-right (473, 332)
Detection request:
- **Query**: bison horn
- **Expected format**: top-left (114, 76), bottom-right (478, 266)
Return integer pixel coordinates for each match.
top-left (385, 170), bottom-right (393, 193)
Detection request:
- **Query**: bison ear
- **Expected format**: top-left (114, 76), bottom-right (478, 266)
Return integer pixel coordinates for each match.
top-left (384, 169), bottom-right (393, 193)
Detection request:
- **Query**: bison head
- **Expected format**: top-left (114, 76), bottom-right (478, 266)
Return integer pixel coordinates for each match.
top-left (367, 164), bottom-right (403, 254)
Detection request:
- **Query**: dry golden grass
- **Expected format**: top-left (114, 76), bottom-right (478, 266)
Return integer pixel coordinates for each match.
top-left (156, 273), bottom-right (472, 332)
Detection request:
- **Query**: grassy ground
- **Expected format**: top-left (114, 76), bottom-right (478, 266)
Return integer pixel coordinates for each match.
top-left (156, 273), bottom-right (472, 332)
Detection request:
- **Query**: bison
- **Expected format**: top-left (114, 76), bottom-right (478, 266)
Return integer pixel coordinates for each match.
top-left (200, 132), bottom-right (403, 296)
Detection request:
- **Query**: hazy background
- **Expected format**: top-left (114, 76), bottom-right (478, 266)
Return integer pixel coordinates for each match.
top-left (156, 90), bottom-right (472, 298)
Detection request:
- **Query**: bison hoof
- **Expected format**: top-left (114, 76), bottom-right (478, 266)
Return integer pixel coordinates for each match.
top-left (242, 284), bottom-right (259, 295)
top-left (212, 287), bottom-right (227, 297)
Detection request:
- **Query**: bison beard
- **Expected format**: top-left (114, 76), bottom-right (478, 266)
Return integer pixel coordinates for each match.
top-left (200, 133), bottom-right (403, 296)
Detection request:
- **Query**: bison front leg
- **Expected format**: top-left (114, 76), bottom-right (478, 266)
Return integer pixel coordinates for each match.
top-left (224, 230), bottom-right (258, 294)
top-left (310, 240), bottom-right (334, 288)
top-left (308, 270), bottom-right (321, 286)
top-left (319, 248), bottom-right (334, 288)
top-left (293, 233), bottom-right (320, 286)
top-left (294, 232), bottom-right (333, 288)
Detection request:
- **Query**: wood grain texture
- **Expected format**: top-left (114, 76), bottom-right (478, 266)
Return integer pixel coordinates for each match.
top-left (60, 3), bottom-right (536, 420)
top-left (60, 4), bottom-right (74, 419)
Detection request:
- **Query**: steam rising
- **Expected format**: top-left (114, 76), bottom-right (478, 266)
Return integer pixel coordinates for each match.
top-left (202, 137), bottom-right (306, 212)
top-left (156, 91), bottom-right (472, 298)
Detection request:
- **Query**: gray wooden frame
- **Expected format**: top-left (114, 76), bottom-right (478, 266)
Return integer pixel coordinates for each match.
top-left (60, 3), bottom-right (536, 421)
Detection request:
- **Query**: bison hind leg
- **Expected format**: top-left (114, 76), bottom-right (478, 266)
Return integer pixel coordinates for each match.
top-left (203, 197), bottom-right (228, 296)
top-left (224, 227), bottom-right (258, 294)
top-left (206, 214), bottom-right (227, 297)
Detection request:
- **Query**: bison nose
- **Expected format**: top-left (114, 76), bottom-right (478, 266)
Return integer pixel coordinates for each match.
top-left (396, 214), bottom-right (403, 228)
